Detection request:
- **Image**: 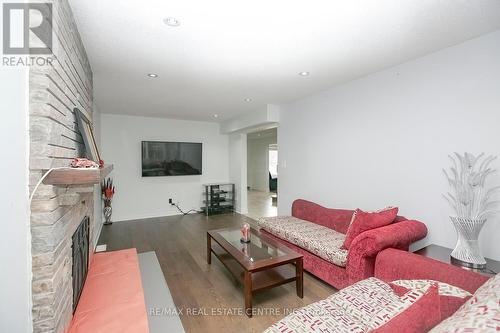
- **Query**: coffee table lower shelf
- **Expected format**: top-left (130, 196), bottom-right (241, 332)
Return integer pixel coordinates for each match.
top-left (212, 244), bottom-right (297, 291)
top-left (208, 242), bottom-right (303, 317)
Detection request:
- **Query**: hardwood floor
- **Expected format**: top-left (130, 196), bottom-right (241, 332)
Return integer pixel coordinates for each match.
top-left (246, 190), bottom-right (277, 220)
top-left (98, 213), bottom-right (336, 333)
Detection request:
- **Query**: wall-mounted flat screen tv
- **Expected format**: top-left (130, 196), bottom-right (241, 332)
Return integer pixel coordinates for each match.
top-left (141, 141), bottom-right (202, 177)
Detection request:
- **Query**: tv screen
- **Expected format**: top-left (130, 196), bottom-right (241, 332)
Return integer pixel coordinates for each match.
top-left (141, 141), bottom-right (202, 177)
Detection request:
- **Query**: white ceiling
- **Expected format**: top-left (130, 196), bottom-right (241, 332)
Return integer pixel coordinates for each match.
top-left (69, 0), bottom-right (500, 122)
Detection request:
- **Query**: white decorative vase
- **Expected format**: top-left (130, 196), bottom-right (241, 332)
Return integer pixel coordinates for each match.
top-left (449, 216), bottom-right (487, 269)
top-left (103, 205), bottom-right (113, 225)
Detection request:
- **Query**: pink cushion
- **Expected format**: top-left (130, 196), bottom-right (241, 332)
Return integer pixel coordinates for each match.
top-left (343, 207), bottom-right (398, 249)
top-left (373, 283), bottom-right (441, 333)
top-left (68, 248), bottom-right (149, 333)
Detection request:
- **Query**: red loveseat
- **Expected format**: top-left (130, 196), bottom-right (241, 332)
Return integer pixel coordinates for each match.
top-left (258, 199), bottom-right (428, 289)
top-left (264, 248), bottom-right (496, 333)
top-left (375, 248), bottom-right (490, 320)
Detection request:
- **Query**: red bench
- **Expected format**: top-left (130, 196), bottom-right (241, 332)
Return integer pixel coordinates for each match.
top-left (68, 248), bottom-right (149, 333)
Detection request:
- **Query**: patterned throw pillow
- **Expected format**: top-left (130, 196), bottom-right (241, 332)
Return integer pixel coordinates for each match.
top-left (342, 207), bottom-right (398, 249)
top-left (390, 279), bottom-right (473, 319)
top-left (429, 274), bottom-right (500, 333)
top-left (371, 283), bottom-right (441, 333)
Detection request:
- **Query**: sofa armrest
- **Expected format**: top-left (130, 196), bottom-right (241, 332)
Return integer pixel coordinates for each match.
top-left (375, 248), bottom-right (489, 294)
top-left (346, 220), bottom-right (428, 284)
top-left (349, 220), bottom-right (428, 259)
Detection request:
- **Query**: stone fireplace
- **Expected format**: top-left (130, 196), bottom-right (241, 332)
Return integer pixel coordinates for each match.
top-left (29, 1), bottom-right (98, 332)
top-left (30, 192), bottom-right (95, 332)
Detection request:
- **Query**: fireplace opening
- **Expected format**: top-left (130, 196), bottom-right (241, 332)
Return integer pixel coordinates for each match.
top-left (72, 216), bottom-right (90, 312)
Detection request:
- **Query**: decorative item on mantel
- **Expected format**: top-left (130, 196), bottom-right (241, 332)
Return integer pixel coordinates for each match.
top-left (71, 157), bottom-right (99, 169)
top-left (443, 152), bottom-right (499, 269)
top-left (75, 108), bottom-right (101, 163)
top-left (102, 178), bottom-right (115, 225)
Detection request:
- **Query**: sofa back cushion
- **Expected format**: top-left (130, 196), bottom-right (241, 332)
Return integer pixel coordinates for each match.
top-left (342, 207), bottom-right (399, 249)
top-left (429, 273), bottom-right (499, 332)
top-left (291, 199), bottom-right (355, 234)
top-left (375, 249), bottom-right (489, 294)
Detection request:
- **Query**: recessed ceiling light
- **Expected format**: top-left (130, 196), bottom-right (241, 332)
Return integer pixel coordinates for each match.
top-left (213, 114), bottom-right (219, 118)
top-left (163, 17), bottom-right (180, 27)
top-left (298, 71), bottom-right (310, 76)
top-left (147, 73), bottom-right (158, 78)
top-left (244, 98), bottom-right (252, 102)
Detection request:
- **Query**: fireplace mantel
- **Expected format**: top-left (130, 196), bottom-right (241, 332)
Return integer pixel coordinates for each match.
top-left (42, 165), bottom-right (113, 186)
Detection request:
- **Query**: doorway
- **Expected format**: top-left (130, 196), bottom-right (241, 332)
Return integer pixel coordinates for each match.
top-left (245, 127), bottom-right (278, 220)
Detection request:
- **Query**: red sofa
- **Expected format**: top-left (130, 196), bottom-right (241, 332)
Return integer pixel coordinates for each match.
top-left (259, 199), bottom-right (428, 289)
top-left (264, 248), bottom-right (496, 333)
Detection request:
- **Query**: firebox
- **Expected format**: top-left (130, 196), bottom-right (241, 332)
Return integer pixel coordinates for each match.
top-left (72, 216), bottom-right (90, 312)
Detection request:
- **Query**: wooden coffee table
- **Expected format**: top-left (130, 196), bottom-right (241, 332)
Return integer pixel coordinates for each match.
top-left (207, 227), bottom-right (303, 317)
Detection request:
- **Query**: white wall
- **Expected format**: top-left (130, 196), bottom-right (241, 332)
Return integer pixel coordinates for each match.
top-left (247, 133), bottom-right (277, 192)
top-left (278, 30), bottom-right (500, 260)
top-left (229, 133), bottom-right (248, 214)
top-left (0, 66), bottom-right (32, 330)
top-left (100, 114), bottom-right (229, 221)
top-left (92, 104), bottom-right (103, 245)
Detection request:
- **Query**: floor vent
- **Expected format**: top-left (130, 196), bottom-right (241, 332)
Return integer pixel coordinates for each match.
top-left (95, 244), bottom-right (107, 252)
